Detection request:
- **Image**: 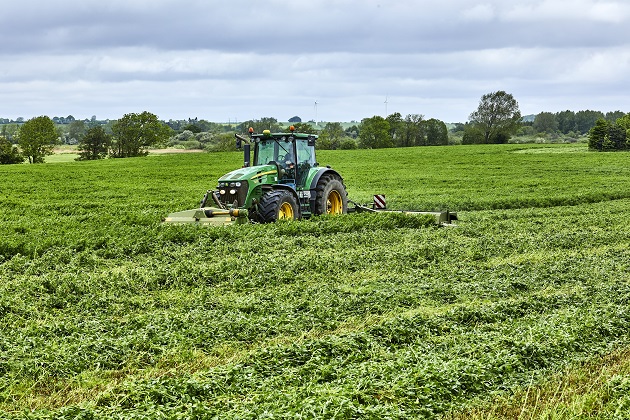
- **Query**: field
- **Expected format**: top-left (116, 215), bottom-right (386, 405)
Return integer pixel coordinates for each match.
top-left (1, 144), bottom-right (630, 418)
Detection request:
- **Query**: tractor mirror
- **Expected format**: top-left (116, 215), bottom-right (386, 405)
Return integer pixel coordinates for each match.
top-left (307, 136), bottom-right (315, 147)
top-left (235, 138), bottom-right (242, 149)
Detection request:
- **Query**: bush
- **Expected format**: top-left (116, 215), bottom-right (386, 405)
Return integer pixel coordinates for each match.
top-left (339, 138), bottom-right (358, 150)
top-left (589, 118), bottom-right (628, 152)
top-left (205, 133), bottom-right (238, 152)
top-left (462, 126), bottom-right (485, 144)
top-left (0, 136), bottom-right (23, 164)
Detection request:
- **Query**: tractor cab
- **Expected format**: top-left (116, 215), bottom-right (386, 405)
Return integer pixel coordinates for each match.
top-left (249, 128), bottom-right (317, 189)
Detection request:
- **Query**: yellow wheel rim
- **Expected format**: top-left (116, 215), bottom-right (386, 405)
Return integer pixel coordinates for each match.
top-left (279, 202), bottom-right (295, 220)
top-left (326, 190), bottom-right (343, 215)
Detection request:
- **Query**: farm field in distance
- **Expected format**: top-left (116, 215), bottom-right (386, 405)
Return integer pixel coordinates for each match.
top-left (1, 143), bottom-right (630, 418)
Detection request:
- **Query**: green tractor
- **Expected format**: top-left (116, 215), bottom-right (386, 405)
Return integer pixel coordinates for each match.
top-left (164, 127), bottom-right (348, 225)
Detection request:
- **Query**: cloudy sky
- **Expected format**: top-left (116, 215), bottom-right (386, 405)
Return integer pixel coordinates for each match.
top-left (1, 0), bottom-right (629, 123)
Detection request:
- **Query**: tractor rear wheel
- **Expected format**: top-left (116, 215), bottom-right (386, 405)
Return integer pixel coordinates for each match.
top-left (257, 190), bottom-right (299, 223)
top-left (315, 174), bottom-right (348, 215)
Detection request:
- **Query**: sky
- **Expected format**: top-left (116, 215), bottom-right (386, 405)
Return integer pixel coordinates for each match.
top-left (1, 0), bottom-right (629, 123)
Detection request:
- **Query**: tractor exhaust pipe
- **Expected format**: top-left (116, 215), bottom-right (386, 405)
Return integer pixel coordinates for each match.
top-left (243, 143), bottom-right (250, 167)
top-left (235, 133), bottom-right (251, 167)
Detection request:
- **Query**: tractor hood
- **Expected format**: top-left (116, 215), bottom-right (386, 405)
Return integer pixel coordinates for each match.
top-left (218, 164), bottom-right (279, 184)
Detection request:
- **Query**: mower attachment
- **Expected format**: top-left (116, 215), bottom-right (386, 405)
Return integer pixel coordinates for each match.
top-left (163, 207), bottom-right (249, 225)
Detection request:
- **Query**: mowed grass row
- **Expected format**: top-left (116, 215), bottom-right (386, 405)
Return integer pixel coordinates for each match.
top-left (1, 144), bottom-right (629, 418)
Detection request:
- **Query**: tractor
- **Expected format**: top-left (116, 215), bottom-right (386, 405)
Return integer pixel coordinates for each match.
top-left (164, 127), bottom-right (348, 225)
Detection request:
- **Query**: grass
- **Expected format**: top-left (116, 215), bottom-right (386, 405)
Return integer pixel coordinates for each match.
top-left (448, 349), bottom-right (630, 419)
top-left (1, 143), bottom-right (629, 418)
top-left (44, 153), bottom-right (80, 163)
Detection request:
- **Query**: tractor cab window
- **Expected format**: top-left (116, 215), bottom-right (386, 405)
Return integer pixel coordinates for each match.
top-left (277, 142), bottom-right (294, 166)
top-left (296, 140), bottom-right (315, 167)
top-left (255, 140), bottom-right (276, 165)
top-left (255, 139), bottom-right (295, 168)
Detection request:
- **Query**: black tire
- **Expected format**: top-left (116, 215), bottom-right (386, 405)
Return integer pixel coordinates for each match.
top-left (257, 190), bottom-right (299, 223)
top-left (314, 174), bottom-right (348, 215)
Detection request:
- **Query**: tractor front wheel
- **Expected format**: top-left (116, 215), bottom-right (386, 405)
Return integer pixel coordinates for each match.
top-left (315, 174), bottom-right (348, 215)
top-left (257, 190), bottom-right (299, 223)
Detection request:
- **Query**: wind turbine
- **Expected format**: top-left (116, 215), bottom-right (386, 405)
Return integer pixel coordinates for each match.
top-left (314, 100), bottom-right (318, 126)
top-left (384, 95), bottom-right (388, 116)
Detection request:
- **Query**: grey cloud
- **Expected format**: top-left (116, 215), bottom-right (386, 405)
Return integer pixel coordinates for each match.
top-left (3, 0), bottom-right (628, 54)
top-left (1, 0), bottom-right (629, 122)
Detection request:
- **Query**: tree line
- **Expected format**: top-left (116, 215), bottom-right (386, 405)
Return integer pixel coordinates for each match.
top-left (2, 92), bottom-right (629, 164)
top-left (528, 110), bottom-right (629, 151)
top-left (0, 112), bottom-right (171, 164)
top-left (529, 110), bottom-right (626, 136)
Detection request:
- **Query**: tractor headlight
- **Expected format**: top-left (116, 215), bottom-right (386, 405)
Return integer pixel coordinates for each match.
top-left (220, 189), bottom-right (226, 195)
top-left (230, 189), bottom-right (237, 195)
top-left (229, 182), bottom-right (236, 187)
top-left (235, 182), bottom-right (241, 187)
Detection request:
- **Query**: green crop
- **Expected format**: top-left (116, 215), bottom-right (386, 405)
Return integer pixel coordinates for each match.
top-left (1, 143), bottom-right (629, 418)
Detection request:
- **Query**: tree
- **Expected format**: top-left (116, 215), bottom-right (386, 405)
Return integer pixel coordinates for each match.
top-left (197, 120), bottom-right (225, 134)
top-left (110, 112), bottom-right (171, 158)
top-left (339, 138), bottom-right (358, 149)
top-left (318, 122), bottom-right (345, 150)
top-left (533, 112), bottom-right (558, 133)
top-left (617, 113), bottom-right (630, 128)
top-left (468, 91), bottom-right (521, 143)
top-left (606, 111), bottom-right (625, 122)
top-left (1, 123), bottom-right (19, 142)
top-left (588, 119), bottom-right (609, 151)
top-left (77, 126), bottom-right (111, 160)
top-left (618, 113), bottom-right (630, 149)
top-left (423, 118), bottom-right (449, 146)
top-left (345, 125), bottom-right (359, 139)
top-left (18, 116), bottom-right (58, 163)
top-left (292, 122), bottom-right (317, 134)
top-left (205, 133), bottom-right (238, 152)
top-left (588, 118), bottom-right (627, 151)
top-left (401, 114), bottom-right (425, 147)
top-left (556, 110), bottom-right (576, 134)
top-left (0, 136), bottom-right (23, 164)
top-left (238, 117), bottom-right (282, 134)
top-left (386, 112), bottom-right (404, 146)
top-left (575, 110), bottom-right (604, 134)
top-left (616, 113), bottom-right (630, 133)
top-left (462, 124), bottom-right (486, 145)
top-left (358, 116), bottom-right (392, 149)
top-left (182, 123), bottom-right (202, 134)
top-left (67, 120), bottom-right (87, 145)
top-left (608, 123), bottom-right (627, 151)
top-left (288, 116), bottom-right (302, 123)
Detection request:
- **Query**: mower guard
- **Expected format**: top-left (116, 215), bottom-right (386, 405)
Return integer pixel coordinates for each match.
top-left (348, 202), bottom-right (458, 225)
top-left (163, 207), bottom-right (249, 226)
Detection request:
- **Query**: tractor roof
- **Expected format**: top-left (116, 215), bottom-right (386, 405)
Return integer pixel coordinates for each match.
top-left (250, 130), bottom-right (317, 140)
